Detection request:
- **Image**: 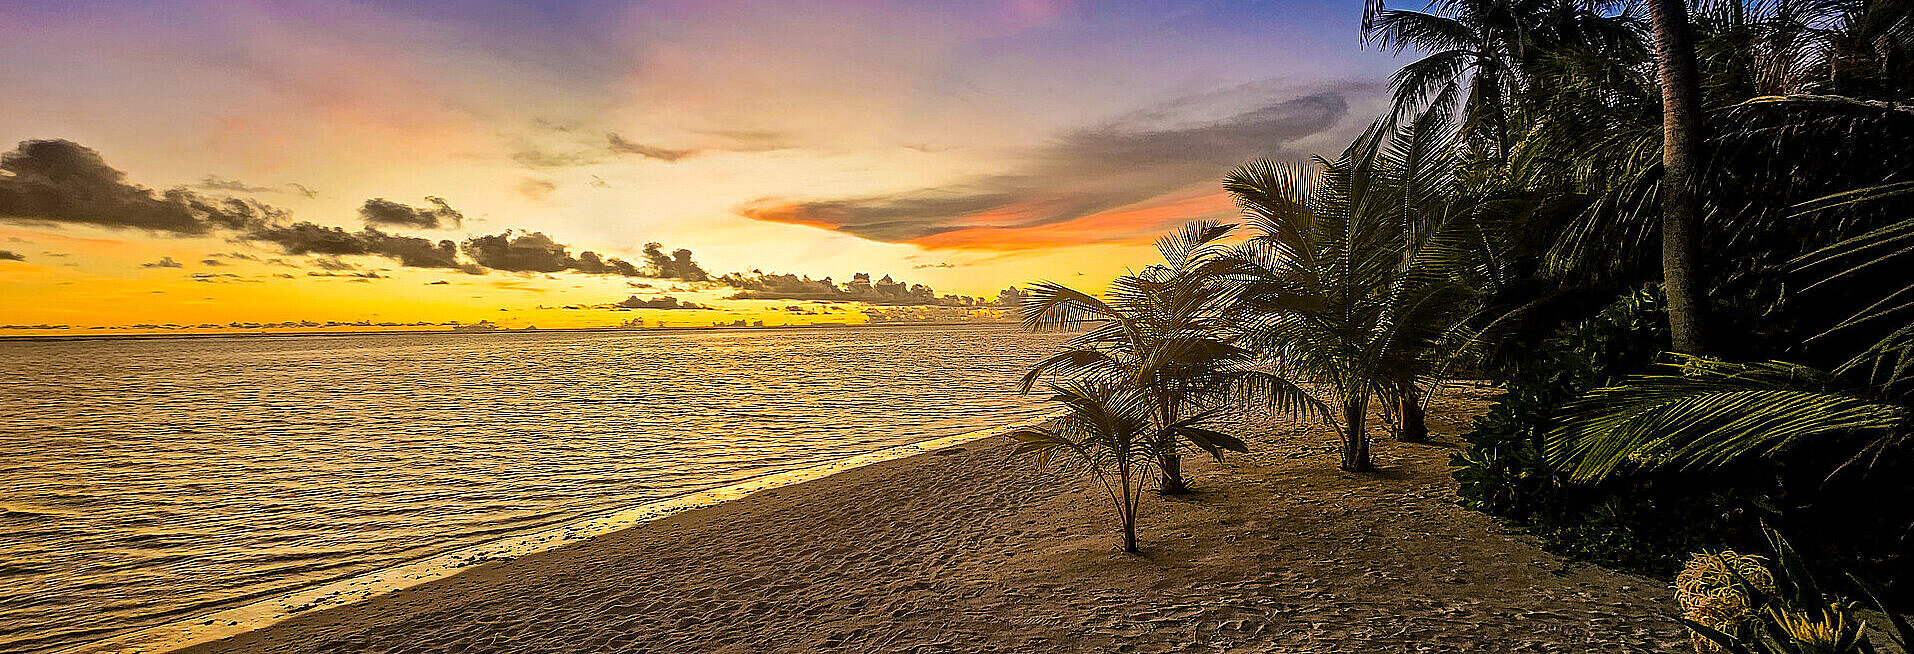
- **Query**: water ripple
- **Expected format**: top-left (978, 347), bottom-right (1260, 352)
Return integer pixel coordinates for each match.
top-left (0, 324), bottom-right (1065, 653)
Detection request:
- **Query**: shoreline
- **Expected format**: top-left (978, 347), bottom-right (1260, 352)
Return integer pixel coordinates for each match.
top-left (59, 415), bottom-right (1054, 654)
top-left (0, 321), bottom-right (1021, 344)
top-left (77, 385), bottom-right (1686, 653)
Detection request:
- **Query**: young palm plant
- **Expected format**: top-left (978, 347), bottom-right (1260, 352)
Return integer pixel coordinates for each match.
top-left (1010, 381), bottom-right (1230, 553)
top-left (1018, 222), bottom-right (1320, 493)
top-left (1224, 113), bottom-right (1487, 471)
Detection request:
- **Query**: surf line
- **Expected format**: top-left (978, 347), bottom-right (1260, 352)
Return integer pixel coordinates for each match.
top-left (61, 412), bottom-right (1059, 654)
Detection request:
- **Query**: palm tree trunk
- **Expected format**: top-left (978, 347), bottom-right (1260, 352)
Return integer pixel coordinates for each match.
top-left (1118, 467), bottom-right (1140, 553)
top-left (1340, 395), bottom-right (1374, 472)
top-left (1647, 0), bottom-right (1709, 354)
top-left (1156, 394), bottom-right (1189, 495)
top-left (1158, 452), bottom-right (1187, 495)
top-left (1396, 380), bottom-right (1428, 443)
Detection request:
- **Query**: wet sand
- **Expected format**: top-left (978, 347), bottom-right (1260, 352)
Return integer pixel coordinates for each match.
top-left (173, 383), bottom-right (1686, 653)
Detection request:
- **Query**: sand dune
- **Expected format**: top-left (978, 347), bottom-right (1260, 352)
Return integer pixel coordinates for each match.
top-left (175, 384), bottom-right (1686, 653)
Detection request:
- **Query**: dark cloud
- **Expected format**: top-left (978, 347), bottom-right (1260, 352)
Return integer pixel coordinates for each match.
top-left (200, 258), bottom-right (225, 266)
top-left (607, 134), bottom-right (696, 162)
top-left (614, 295), bottom-right (709, 310)
top-left (0, 140), bottom-right (286, 234)
top-left (718, 271), bottom-right (1012, 307)
top-left (249, 223), bottom-right (470, 270)
top-left (461, 231), bottom-right (577, 273)
top-left (641, 243), bottom-right (709, 281)
top-left (0, 250), bottom-right (22, 261)
top-left (141, 256), bottom-right (183, 268)
top-left (426, 280), bottom-right (450, 285)
top-left (4, 139), bottom-right (722, 282)
top-left (739, 90), bottom-right (1354, 243)
top-left (573, 250), bottom-right (642, 277)
top-left (360, 197), bottom-right (464, 229)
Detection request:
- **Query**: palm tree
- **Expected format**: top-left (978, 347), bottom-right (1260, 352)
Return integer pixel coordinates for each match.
top-left (1019, 222), bottom-right (1318, 493)
top-left (1010, 381), bottom-right (1231, 553)
top-left (1224, 114), bottom-right (1487, 471)
top-left (1647, 0), bottom-right (1712, 353)
top-left (1548, 183), bottom-right (1914, 483)
top-left (1364, 0), bottom-right (1526, 158)
top-left (1364, 0), bottom-right (1644, 161)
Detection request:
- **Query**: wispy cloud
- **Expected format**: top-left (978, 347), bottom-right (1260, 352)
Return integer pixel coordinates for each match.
top-left (607, 133), bottom-right (696, 162)
top-left (740, 86), bottom-right (1359, 248)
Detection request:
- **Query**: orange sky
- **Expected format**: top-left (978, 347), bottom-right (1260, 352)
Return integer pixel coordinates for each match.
top-left (0, 1), bottom-right (1394, 335)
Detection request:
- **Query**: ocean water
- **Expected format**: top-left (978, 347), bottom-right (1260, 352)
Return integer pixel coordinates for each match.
top-left (0, 324), bottom-right (1067, 653)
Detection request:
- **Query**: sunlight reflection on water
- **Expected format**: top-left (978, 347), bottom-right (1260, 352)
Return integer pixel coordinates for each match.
top-left (0, 324), bottom-right (1065, 653)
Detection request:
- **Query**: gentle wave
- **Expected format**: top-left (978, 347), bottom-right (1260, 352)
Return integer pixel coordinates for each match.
top-left (0, 324), bottom-right (1067, 654)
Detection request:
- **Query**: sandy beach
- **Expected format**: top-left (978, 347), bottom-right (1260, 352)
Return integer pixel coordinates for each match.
top-left (170, 383), bottom-right (1687, 653)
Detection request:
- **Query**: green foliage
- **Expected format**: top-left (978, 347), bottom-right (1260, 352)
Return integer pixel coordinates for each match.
top-left (1225, 111), bottom-right (1491, 471)
top-left (1018, 221), bottom-right (1302, 492)
top-left (1548, 355), bottom-right (1907, 483)
top-left (1453, 288), bottom-right (1753, 573)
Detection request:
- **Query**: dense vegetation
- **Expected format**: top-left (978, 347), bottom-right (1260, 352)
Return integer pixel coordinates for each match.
top-left (1015, 0), bottom-right (1914, 648)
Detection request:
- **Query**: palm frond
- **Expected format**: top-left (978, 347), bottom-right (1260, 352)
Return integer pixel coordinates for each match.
top-left (1547, 355), bottom-right (1909, 483)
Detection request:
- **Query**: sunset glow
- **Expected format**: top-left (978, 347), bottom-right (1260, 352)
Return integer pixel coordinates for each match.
top-left (0, 1), bottom-right (1395, 333)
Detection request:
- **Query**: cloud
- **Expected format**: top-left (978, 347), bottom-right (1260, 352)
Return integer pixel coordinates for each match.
top-left (0, 140), bottom-right (286, 234)
top-left (195, 177), bottom-right (319, 198)
top-left (141, 256), bottom-right (183, 268)
top-left (200, 258), bottom-right (225, 266)
top-left (607, 133), bottom-right (696, 162)
top-left (195, 176), bottom-right (277, 193)
top-left (249, 222), bottom-right (471, 270)
top-left (311, 256), bottom-right (357, 271)
top-left (0, 250), bottom-right (22, 261)
top-left (614, 295), bottom-right (709, 310)
top-left (360, 197), bottom-right (464, 229)
top-left (460, 231), bottom-right (579, 273)
top-left (572, 250), bottom-right (642, 277)
top-left (718, 270), bottom-right (1011, 307)
top-left (517, 178), bottom-right (556, 201)
top-left (739, 89), bottom-right (1353, 247)
top-left (4, 139), bottom-right (719, 280)
top-left (641, 243), bottom-right (709, 281)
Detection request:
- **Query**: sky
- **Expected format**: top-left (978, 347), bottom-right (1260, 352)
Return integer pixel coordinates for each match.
top-left (0, 0), bottom-right (1398, 333)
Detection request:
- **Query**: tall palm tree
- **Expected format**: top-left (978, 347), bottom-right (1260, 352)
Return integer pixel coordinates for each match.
top-left (1364, 0), bottom-right (1526, 158)
top-left (1364, 0), bottom-right (1644, 161)
top-left (1549, 182), bottom-right (1914, 483)
top-left (1648, 0), bottom-right (1711, 353)
top-left (1019, 222), bottom-right (1319, 493)
top-left (1225, 114), bottom-right (1486, 471)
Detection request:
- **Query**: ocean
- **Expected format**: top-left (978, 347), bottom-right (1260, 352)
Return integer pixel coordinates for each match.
top-left (0, 324), bottom-right (1066, 653)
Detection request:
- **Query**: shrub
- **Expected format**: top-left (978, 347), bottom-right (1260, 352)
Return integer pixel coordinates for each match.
top-left (1453, 287), bottom-right (1756, 573)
